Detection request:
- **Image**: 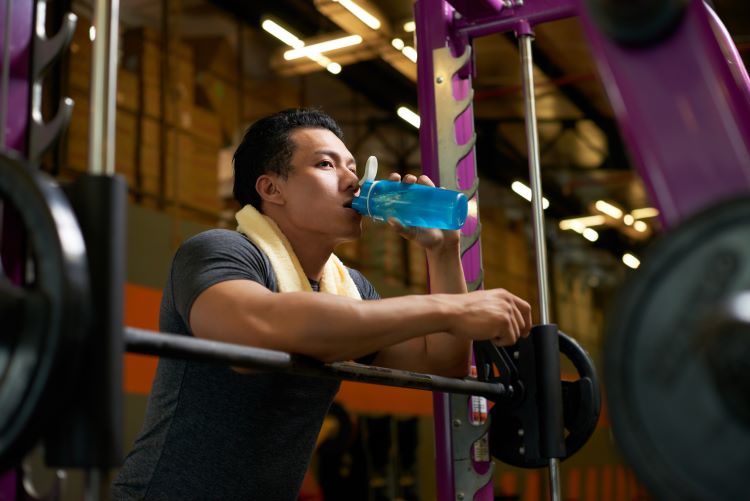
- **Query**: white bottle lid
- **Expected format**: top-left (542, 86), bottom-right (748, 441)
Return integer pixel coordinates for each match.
top-left (359, 156), bottom-right (378, 186)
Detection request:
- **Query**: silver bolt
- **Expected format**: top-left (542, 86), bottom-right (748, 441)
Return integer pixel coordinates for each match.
top-left (452, 419), bottom-right (462, 428)
top-left (516, 0), bottom-right (524, 5)
top-left (519, 446), bottom-right (525, 455)
top-left (436, 76), bottom-right (444, 84)
top-left (513, 351), bottom-right (520, 360)
top-left (503, 0), bottom-right (512, 7)
top-left (517, 428), bottom-right (525, 437)
top-left (457, 493), bottom-right (465, 501)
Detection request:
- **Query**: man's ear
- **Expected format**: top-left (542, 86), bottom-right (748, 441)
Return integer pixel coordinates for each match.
top-left (255, 174), bottom-right (285, 206)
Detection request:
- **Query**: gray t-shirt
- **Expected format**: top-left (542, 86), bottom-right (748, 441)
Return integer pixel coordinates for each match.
top-left (112, 229), bottom-right (379, 500)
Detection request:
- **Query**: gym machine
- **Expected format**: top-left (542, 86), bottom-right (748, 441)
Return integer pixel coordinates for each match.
top-left (2, 0), bottom-right (749, 500)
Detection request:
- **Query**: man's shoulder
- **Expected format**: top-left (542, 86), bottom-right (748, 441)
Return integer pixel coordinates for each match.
top-left (345, 267), bottom-right (380, 300)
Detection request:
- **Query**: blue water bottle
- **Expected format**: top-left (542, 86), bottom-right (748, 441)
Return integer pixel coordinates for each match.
top-left (351, 156), bottom-right (469, 230)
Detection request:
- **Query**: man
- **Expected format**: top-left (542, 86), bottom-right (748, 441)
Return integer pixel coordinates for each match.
top-left (113, 108), bottom-right (531, 500)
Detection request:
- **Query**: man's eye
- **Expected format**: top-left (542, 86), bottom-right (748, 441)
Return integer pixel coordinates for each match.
top-left (318, 160), bottom-right (333, 167)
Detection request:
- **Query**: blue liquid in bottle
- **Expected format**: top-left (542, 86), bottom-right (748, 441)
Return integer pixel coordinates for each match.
top-left (352, 179), bottom-right (469, 230)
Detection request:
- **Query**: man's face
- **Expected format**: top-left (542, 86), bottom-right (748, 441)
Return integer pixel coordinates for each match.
top-left (274, 127), bottom-right (363, 243)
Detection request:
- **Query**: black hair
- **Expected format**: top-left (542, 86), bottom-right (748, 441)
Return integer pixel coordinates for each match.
top-left (232, 107), bottom-right (344, 210)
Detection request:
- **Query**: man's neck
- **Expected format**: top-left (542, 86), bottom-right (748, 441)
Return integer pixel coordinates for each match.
top-left (270, 216), bottom-right (333, 282)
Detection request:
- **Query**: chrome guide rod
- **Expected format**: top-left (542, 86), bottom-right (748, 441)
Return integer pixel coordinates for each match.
top-left (519, 33), bottom-right (561, 501)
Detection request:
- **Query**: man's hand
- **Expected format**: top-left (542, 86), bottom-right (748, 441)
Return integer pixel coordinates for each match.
top-left (385, 172), bottom-right (461, 252)
top-left (443, 288), bottom-right (533, 346)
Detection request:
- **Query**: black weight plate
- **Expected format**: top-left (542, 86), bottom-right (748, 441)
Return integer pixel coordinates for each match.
top-left (489, 331), bottom-right (600, 468)
top-left (605, 196), bottom-right (750, 501)
top-left (0, 152), bottom-right (90, 471)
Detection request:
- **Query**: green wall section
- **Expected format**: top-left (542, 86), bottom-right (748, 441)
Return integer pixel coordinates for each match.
top-left (126, 203), bottom-right (215, 289)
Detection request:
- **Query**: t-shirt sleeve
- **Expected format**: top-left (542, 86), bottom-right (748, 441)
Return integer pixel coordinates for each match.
top-left (348, 268), bottom-right (381, 301)
top-left (347, 268), bottom-right (380, 364)
top-left (170, 230), bottom-right (271, 330)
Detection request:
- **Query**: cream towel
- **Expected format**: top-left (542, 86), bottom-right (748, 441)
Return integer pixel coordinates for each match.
top-left (235, 204), bottom-right (361, 299)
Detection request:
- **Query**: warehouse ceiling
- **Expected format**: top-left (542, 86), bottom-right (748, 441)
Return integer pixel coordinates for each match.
top-left (96, 0), bottom-right (750, 273)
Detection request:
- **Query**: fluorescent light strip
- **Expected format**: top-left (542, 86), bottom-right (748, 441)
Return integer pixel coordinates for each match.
top-left (511, 181), bottom-right (550, 209)
top-left (334, 0), bottom-right (381, 30)
top-left (283, 35), bottom-right (362, 60)
top-left (326, 62), bottom-right (342, 74)
top-left (595, 200), bottom-right (623, 219)
top-left (623, 253), bottom-right (640, 269)
top-left (261, 19), bottom-right (303, 49)
top-left (623, 214), bottom-right (634, 225)
top-left (391, 38), bottom-right (405, 50)
top-left (559, 215), bottom-right (605, 231)
top-left (401, 46), bottom-right (417, 62)
top-left (404, 21), bottom-right (416, 32)
top-left (582, 228), bottom-right (599, 242)
top-left (631, 207), bottom-right (659, 219)
top-left (633, 220), bottom-right (648, 232)
top-left (397, 106), bottom-right (420, 128)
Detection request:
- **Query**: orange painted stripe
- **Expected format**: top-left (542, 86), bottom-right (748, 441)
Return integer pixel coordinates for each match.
top-left (335, 381), bottom-right (433, 415)
top-left (585, 467), bottom-right (598, 501)
top-left (498, 472), bottom-right (518, 497)
top-left (567, 467), bottom-right (582, 500)
top-left (523, 471), bottom-right (540, 501)
top-left (615, 466), bottom-right (627, 501)
top-left (602, 466), bottom-right (614, 501)
top-left (124, 283), bottom-right (161, 394)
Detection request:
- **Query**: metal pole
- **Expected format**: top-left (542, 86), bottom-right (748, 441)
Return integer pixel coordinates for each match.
top-left (0, 0), bottom-right (13, 150)
top-left (89, 0), bottom-right (118, 175)
top-left (519, 33), bottom-right (561, 501)
top-left (105, 0), bottom-right (120, 176)
top-left (124, 328), bottom-right (510, 400)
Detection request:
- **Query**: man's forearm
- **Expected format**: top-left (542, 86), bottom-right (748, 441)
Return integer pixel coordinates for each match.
top-left (255, 290), bottom-right (457, 362)
top-left (423, 244), bottom-right (472, 375)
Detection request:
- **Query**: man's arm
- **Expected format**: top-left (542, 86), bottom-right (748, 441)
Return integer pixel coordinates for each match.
top-left (371, 243), bottom-right (473, 377)
top-left (189, 278), bottom-right (527, 367)
top-left (370, 173), bottom-right (532, 377)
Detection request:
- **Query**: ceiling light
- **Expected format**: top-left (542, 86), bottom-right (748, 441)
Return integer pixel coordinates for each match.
top-left (559, 215), bottom-right (605, 231)
top-left (89, 26), bottom-right (96, 41)
top-left (582, 228), bottom-right (599, 242)
top-left (622, 253), bottom-right (640, 269)
top-left (595, 200), bottom-right (623, 219)
top-left (631, 207), bottom-right (660, 219)
top-left (401, 46), bottom-right (417, 62)
top-left (623, 214), bottom-right (634, 225)
top-left (326, 62), bottom-right (342, 74)
top-left (391, 38), bottom-right (405, 50)
top-left (333, 0), bottom-right (381, 30)
top-left (511, 181), bottom-right (550, 209)
top-left (283, 34), bottom-right (363, 60)
top-left (397, 106), bottom-right (420, 128)
top-left (633, 220), bottom-right (648, 232)
top-left (262, 19), bottom-right (304, 48)
top-left (404, 21), bottom-right (416, 32)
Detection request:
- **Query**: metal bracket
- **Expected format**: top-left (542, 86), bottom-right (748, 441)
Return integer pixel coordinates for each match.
top-left (28, 0), bottom-right (77, 163)
top-left (433, 45), bottom-right (476, 192)
top-left (450, 393), bottom-right (494, 501)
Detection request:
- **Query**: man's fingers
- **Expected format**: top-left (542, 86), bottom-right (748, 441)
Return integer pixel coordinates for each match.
top-left (388, 172), bottom-right (401, 181)
top-left (417, 174), bottom-right (435, 187)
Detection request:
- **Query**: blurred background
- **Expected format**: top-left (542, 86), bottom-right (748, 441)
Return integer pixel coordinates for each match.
top-left (27, 0), bottom-right (750, 499)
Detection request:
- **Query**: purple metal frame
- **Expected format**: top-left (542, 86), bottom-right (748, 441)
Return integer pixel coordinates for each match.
top-left (577, 0), bottom-right (750, 229)
top-left (416, 0), bottom-right (750, 499)
top-left (0, 0), bottom-right (34, 497)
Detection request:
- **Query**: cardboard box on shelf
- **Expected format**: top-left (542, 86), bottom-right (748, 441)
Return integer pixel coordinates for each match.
top-left (196, 71), bottom-right (239, 140)
top-left (189, 36), bottom-right (238, 85)
top-left (190, 106), bottom-right (222, 147)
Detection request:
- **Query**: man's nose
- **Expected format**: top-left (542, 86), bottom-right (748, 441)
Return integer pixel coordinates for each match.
top-left (342, 167), bottom-right (359, 191)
